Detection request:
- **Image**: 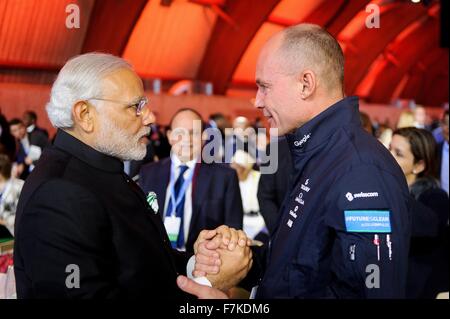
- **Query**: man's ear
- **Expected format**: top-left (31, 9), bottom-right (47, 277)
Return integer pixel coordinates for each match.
top-left (72, 101), bottom-right (95, 133)
top-left (167, 129), bottom-right (174, 146)
top-left (299, 70), bottom-right (316, 99)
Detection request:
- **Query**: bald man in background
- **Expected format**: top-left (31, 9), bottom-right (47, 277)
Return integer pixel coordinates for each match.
top-left (139, 108), bottom-right (244, 254)
top-left (178, 23), bottom-right (411, 299)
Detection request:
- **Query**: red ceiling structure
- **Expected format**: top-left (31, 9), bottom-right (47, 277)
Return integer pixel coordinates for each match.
top-left (0, 0), bottom-right (448, 107)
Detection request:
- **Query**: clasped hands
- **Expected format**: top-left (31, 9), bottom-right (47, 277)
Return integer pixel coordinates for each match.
top-left (177, 225), bottom-right (253, 299)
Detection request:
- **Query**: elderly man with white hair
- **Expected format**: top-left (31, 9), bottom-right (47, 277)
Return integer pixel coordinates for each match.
top-left (13, 53), bottom-right (252, 299)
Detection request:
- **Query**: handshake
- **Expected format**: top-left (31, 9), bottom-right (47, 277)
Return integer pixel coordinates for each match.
top-left (177, 225), bottom-right (254, 299)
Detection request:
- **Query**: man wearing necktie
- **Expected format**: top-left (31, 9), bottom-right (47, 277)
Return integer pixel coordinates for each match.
top-left (140, 108), bottom-right (244, 253)
top-left (165, 164), bottom-right (189, 248)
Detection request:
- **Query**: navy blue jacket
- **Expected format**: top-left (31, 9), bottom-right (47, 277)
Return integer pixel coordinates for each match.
top-left (256, 96), bottom-right (411, 298)
top-left (139, 158), bottom-right (243, 253)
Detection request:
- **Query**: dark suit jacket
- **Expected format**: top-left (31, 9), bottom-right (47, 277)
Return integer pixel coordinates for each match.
top-left (139, 157), bottom-right (244, 253)
top-left (0, 114), bottom-right (16, 160)
top-left (257, 137), bottom-right (293, 235)
top-left (14, 129), bottom-right (190, 299)
top-left (17, 130), bottom-right (50, 163)
top-left (407, 185), bottom-right (449, 298)
top-left (16, 130), bottom-right (51, 180)
top-left (436, 141), bottom-right (446, 177)
top-left (29, 129), bottom-right (50, 149)
top-left (31, 126), bottom-right (49, 138)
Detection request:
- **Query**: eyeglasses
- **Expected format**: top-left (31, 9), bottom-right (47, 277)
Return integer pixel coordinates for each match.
top-left (87, 96), bottom-right (149, 116)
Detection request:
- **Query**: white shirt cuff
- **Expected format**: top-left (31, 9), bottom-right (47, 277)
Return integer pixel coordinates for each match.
top-left (186, 255), bottom-right (212, 287)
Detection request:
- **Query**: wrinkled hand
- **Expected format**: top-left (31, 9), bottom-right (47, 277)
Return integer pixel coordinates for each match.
top-left (193, 226), bottom-right (251, 277)
top-left (194, 225), bottom-right (251, 254)
top-left (177, 275), bottom-right (228, 299)
top-left (206, 243), bottom-right (253, 291)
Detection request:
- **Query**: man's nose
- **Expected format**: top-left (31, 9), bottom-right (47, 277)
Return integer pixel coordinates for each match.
top-left (141, 107), bottom-right (155, 126)
top-left (254, 91), bottom-right (264, 109)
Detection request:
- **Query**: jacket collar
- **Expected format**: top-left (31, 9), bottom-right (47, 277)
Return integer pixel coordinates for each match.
top-left (286, 96), bottom-right (360, 157)
top-left (53, 129), bottom-right (124, 174)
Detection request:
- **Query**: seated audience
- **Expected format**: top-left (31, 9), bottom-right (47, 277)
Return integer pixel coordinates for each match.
top-left (0, 154), bottom-right (24, 237)
top-left (0, 109), bottom-right (16, 161)
top-left (9, 118), bottom-right (50, 180)
top-left (22, 110), bottom-right (49, 138)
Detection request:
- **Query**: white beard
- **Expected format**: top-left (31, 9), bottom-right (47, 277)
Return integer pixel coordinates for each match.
top-left (94, 116), bottom-right (150, 161)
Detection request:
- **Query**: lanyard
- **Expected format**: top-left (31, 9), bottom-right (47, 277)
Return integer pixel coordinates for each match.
top-left (168, 161), bottom-right (195, 217)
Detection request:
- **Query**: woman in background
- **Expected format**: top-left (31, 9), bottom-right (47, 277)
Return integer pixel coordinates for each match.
top-left (390, 127), bottom-right (449, 298)
top-left (230, 150), bottom-right (266, 240)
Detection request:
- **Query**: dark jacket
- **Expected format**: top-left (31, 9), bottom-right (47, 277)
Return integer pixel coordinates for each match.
top-left (255, 96), bottom-right (411, 298)
top-left (257, 137), bottom-right (293, 235)
top-left (28, 125), bottom-right (49, 138)
top-left (0, 114), bottom-right (16, 160)
top-left (16, 130), bottom-right (51, 180)
top-left (139, 157), bottom-right (244, 253)
top-left (14, 130), bottom-right (190, 299)
top-left (407, 177), bottom-right (449, 298)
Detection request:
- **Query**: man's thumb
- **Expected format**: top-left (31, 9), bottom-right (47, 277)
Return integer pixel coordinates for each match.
top-left (177, 275), bottom-right (189, 289)
top-left (177, 275), bottom-right (203, 297)
top-left (176, 275), bottom-right (228, 299)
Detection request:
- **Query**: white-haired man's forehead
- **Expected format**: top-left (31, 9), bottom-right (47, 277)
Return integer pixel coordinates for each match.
top-left (99, 68), bottom-right (143, 98)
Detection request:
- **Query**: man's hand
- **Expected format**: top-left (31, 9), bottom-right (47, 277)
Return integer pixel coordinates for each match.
top-left (24, 156), bottom-right (33, 166)
top-left (177, 275), bottom-right (228, 299)
top-left (206, 244), bottom-right (253, 291)
top-left (193, 226), bottom-right (251, 277)
top-left (194, 226), bottom-right (250, 254)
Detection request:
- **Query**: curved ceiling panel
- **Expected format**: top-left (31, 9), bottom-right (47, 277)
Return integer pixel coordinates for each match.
top-left (81, 0), bottom-right (148, 56)
top-left (324, 0), bottom-right (370, 35)
top-left (122, 0), bottom-right (217, 79)
top-left (268, 0), bottom-right (327, 25)
top-left (232, 22), bottom-right (283, 85)
top-left (232, 0), bottom-right (325, 87)
top-left (230, 0), bottom-right (329, 87)
top-left (196, 0), bottom-right (280, 94)
top-left (340, 1), bottom-right (428, 94)
top-left (401, 47), bottom-right (449, 106)
top-left (0, 0), bottom-right (94, 69)
top-left (0, 0), bottom-right (446, 107)
top-left (367, 14), bottom-right (440, 103)
top-left (229, 0), bottom-right (372, 90)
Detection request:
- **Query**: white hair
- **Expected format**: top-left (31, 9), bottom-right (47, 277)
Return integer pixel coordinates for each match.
top-left (46, 53), bottom-right (132, 128)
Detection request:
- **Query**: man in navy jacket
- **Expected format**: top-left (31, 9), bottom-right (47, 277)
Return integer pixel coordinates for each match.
top-left (177, 23), bottom-right (411, 299)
